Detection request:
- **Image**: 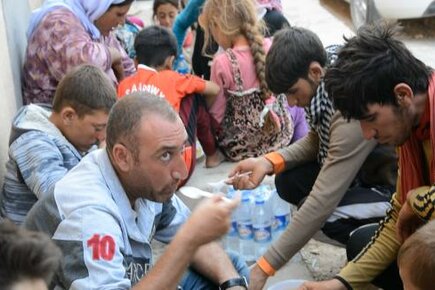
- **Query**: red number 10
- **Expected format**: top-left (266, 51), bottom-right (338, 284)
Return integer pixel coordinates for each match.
top-left (87, 234), bottom-right (115, 261)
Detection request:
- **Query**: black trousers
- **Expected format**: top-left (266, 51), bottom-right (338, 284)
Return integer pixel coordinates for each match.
top-left (347, 224), bottom-right (403, 290)
top-left (275, 161), bottom-right (394, 244)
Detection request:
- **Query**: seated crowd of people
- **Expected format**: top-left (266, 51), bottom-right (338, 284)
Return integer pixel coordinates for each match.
top-left (0, 0), bottom-right (434, 289)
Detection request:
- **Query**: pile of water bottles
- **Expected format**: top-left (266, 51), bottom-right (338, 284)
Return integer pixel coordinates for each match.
top-left (221, 184), bottom-right (291, 263)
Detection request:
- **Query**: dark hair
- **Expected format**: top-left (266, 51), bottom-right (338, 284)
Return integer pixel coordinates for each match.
top-left (398, 220), bottom-right (435, 290)
top-left (0, 220), bottom-right (62, 289)
top-left (325, 21), bottom-right (431, 120)
top-left (110, 0), bottom-right (135, 8)
top-left (134, 25), bottom-right (178, 67)
top-left (106, 92), bottom-right (179, 160)
top-left (52, 64), bottom-right (117, 117)
top-left (266, 27), bottom-right (327, 94)
top-left (152, 0), bottom-right (180, 18)
top-left (262, 9), bottom-right (291, 38)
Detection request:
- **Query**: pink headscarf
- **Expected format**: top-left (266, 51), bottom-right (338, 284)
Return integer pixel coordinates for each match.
top-left (27, 0), bottom-right (130, 40)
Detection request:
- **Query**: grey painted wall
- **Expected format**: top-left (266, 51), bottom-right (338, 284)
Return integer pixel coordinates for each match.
top-left (0, 0), bottom-right (33, 184)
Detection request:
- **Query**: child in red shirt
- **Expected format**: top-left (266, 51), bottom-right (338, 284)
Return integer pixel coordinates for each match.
top-left (118, 26), bottom-right (224, 185)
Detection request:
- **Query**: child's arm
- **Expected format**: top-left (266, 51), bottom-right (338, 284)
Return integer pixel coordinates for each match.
top-left (202, 80), bottom-right (220, 107)
top-left (173, 0), bottom-right (206, 53)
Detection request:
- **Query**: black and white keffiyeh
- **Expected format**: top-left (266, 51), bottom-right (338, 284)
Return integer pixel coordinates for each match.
top-left (305, 81), bottom-right (335, 165)
top-left (304, 44), bottom-right (341, 165)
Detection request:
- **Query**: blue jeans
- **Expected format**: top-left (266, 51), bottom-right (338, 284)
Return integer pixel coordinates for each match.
top-left (179, 251), bottom-right (249, 290)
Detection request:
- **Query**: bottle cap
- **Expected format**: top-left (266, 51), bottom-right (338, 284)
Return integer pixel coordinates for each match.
top-left (241, 190), bottom-right (252, 202)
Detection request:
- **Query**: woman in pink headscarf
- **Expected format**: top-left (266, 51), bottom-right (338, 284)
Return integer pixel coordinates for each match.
top-left (23, 0), bottom-right (136, 104)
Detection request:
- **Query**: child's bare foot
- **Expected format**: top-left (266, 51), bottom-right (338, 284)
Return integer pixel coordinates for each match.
top-left (205, 150), bottom-right (226, 168)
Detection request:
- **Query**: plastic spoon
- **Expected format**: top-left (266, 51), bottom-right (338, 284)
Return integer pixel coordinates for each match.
top-left (224, 171), bottom-right (253, 183)
top-left (208, 171), bottom-right (253, 188)
top-left (178, 186), bottom-right (231, 202)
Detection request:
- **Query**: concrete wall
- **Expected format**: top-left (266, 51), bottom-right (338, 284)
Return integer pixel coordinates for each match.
top-left (0, 0), bottom-right (33, 182)
top-left (29, 0), bottom-right (43, 10)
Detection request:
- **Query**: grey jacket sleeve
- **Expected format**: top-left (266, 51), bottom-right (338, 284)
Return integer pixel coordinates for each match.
top-left (263, 114), bottom-right (377, 270)
top-left (11, 131), bottom-right (71, 199)
top-left (277, 127), bottom-right (319, 170)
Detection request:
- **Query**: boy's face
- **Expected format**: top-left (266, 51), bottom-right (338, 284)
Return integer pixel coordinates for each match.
top-left (359, 103), bottom-right (414, 146)
top-left (63, 109), bottom-right (109, 152)
top-left (285, 76), bottom-right (318, 107)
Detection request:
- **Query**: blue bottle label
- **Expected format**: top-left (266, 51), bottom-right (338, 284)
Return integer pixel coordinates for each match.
top-left (253, 225), bottom-right (272, 243)
top-left (237, 222), bottom-right (253, 240)
top-left (272, 214), bottom-right (289, 231)
top-left (228, 221), bottom-right (238, 237)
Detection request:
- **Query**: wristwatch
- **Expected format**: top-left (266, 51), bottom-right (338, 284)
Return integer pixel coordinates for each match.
top-left (219, 276), bottom-right (248, 290)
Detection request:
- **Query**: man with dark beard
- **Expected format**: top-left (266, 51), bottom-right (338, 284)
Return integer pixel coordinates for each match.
top-left (229, 27), bottom-right (396, 290)
top-left (301, 22), bottom-right (434, 290)
top-left (25, 92), bottom-right (249, 290)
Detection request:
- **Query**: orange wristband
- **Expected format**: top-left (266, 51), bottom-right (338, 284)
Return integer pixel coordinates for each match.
top-left (264, 152), bottom-right (285, 174)
top-left (256, 256), bottom-right (276, 276)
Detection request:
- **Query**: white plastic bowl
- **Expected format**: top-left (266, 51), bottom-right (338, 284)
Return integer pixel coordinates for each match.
top-left (267, 279), bottom-right (306, 290)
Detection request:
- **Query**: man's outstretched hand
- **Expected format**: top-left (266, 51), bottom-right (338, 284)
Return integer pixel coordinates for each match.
top-left (248, 264), bottom-right (269, 290)
top-left (396, 192), bottom-right (424, 243)
top-left (227, 157), bottom-right (273, 190)
top-left (296, 279), bottom-right (347, 290)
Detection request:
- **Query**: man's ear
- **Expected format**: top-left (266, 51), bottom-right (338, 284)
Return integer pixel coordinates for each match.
top-left (164, 55), bottom-right (175, 70)
top-left (307, 61), bottom-right (324, 83)
top-left (394, 83), bottom-right (413, 107)
top-left (112, 143), bottom-right (133, 173)
top-left (59, 107), bottom-right (77, 126)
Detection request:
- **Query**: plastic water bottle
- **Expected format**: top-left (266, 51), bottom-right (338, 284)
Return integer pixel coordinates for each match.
top-left (175, 54), bottom-right (190, 75)
top-left (253, 195), bottom-right (273, 258)
top-left (271, 189), bottom-right (291, 241)
top-left (257, 184), bottom-right (273, 214)
top-left (223, 188), bottom-right (239, 252)
top-left (253, 184), bottom-right (268, 200)
top-left (237, 190), bottom-right (255, 262)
